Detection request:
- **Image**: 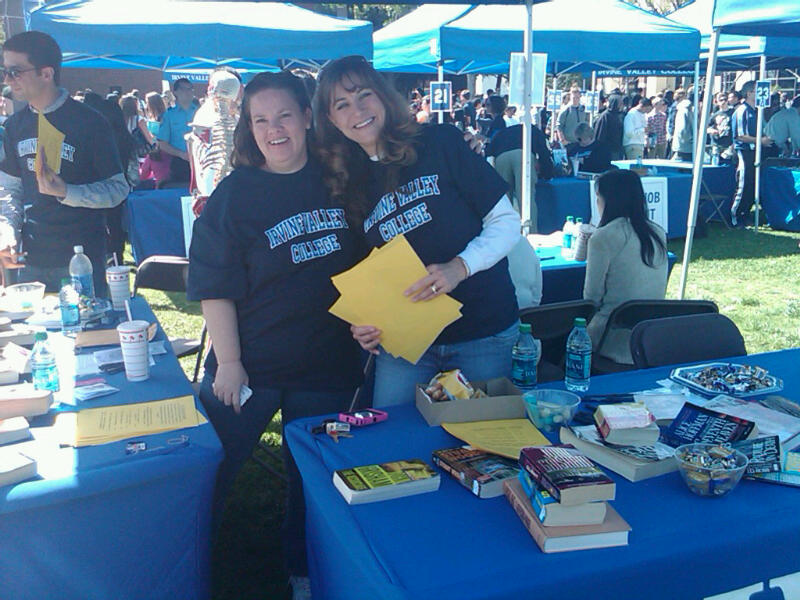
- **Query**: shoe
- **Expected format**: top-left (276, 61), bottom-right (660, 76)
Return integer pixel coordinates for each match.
top-left (289, 575), bottom-right (312, 600)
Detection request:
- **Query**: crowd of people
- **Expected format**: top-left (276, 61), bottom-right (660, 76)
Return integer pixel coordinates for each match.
top-left (0, 28), bottom-right (795, 600)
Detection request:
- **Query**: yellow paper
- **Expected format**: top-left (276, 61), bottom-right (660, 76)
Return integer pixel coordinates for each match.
top-left (58, 395), bottom-right (203, 447)
top-left (36, 112), bottom-right (65, 174)
top-left (329, 235), bottom-right (462, 364)
top-left (441, 419), bottom-right (550, 459)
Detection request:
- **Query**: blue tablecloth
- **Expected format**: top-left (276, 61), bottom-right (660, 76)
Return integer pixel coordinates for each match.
top-left (286, 348), bottom-right (800, 600)
top-left (761, 167), bottom-right (800, 231)
top-left (126, 188), bottom-right (189, 263)
top-left (537, 246), bottom-right (677, 305)
top-left (0, 297), bottom-right (223, 600)
top-left (535, 166), bottom-right (735, 238)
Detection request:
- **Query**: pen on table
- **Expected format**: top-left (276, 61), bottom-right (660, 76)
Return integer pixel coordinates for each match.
top-left (539, 256), bottom-right (556, 261)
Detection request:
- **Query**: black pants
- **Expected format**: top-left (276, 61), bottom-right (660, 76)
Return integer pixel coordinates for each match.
top-left (199, 375), bottom-right (353, 577)
top-left (732, 148), bottom-right (755, 225)
top-left (169, 156), bottom-right (191, 183)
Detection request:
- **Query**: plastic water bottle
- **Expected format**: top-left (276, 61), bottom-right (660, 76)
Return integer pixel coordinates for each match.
top-left (31, 332), bottom-right (59, 392)
top-left (59, 278), bottom-right (81, 333)
top-left (561, 216), bottom-right (575, 258)
top-left (565, 317), bottom-right (591, 392)
top-left (69, 245), bottom-right (95, 300)
top-left (711, 145), bottom-right (720, 166)
top-left (511, 323), bottom-right (540, 390)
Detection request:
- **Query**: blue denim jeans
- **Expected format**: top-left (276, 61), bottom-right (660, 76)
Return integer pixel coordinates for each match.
top-left (372, 321), bottom-right (519, 408)
top-left (199, 375), bottom-right (352, 576)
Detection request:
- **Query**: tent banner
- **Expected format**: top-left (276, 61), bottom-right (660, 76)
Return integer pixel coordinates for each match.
top-left (508, 52), bottom-right (548, 108)
top-left (596, 69), bottom-right (695, 77)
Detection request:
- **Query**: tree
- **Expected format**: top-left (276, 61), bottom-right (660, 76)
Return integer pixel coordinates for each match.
top-left (626, 0), bottom-right (693, 15)
top-left (317, 4), bottom-right (415, 30)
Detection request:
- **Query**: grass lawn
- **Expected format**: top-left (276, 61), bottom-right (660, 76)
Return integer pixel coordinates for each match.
top-left (139, 222), bottom-right (800, 600)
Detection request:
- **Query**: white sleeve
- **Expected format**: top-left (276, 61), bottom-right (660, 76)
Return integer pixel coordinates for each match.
top-left (61, 172), bottom-right (130, 209)
top-left (457, 195), bottom-right (520, 276)
top-left (0, 170), bottom-right (24, 249)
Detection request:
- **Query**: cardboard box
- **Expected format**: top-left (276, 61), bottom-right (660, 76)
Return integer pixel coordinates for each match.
top-left (415, 377), bottom-right (526, 426)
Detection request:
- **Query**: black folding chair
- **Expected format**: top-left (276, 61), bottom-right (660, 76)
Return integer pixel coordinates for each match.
top-left (593, 299), bottom-right (719, 374)
top-left (630, 313), bottom-right (746, 369)
top-left (520, 300), bottom-right (597, 382)
top-left (133, 255), bottom-right (207, 383)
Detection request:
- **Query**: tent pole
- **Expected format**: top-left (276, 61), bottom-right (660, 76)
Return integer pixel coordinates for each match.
top-left (754, 54), bottom-right (767, 231)
top-left (550, 62), bottom-right (558, 145)
top-left (520, 0), bottom-right (534, 233)
top-left (679, 29), bottom-right (720, 300)
top-left (437, 61), bottom-right (444, 125)
top-left (590, 70), bottom-right (597, 127)
top-left (692, 61), bottom-right (700, 164)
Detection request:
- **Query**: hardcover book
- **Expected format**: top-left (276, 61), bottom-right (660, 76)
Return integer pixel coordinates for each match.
top-left (660, 402), bottom-right (757, 448)
top-left (519, 445), bottom-right (615, 506)
top-left (432, 446), bottom-right (519, 498)
top-left (504, 478), bottom-right (629, 553)
top-left (333, 458), bottom-right (440, 504)
top-left (518, 469), bottom-right (607, 526)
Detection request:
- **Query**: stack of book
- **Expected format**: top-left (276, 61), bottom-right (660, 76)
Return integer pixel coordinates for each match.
top-left (594, 403), bottom-right (659, 446)
top-left (504, 444), bottom-right (630, 553)
top-left (432, 446), bottom-right (520, 499)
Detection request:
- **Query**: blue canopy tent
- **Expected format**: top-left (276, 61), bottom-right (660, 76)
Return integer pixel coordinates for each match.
top-left (374, 0), bottom-right (701, 75)
top-left (28, 0), bottom-right (374, 71)
top-left (680, 0), bottom-right (800, 299)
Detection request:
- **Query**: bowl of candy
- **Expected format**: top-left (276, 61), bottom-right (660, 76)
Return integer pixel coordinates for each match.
top-left (2, 282), bottom-right (46, 311)
top-left (523, 390), bottom-right (581, 432)
top-left (674, 443), bottom-right (748, 498)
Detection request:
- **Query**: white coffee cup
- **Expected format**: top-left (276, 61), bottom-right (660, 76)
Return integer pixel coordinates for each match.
top-left (106, 266), bottom-right (130, 311)
top-left (117, 320), bottom-right (150, 382)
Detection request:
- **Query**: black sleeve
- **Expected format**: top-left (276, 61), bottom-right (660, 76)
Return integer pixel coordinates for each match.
top-left (436, 124), bottom-right (509, 218)
top-left (533, 127), bottom-right (554, 180)
top-left (187, 176), bottom-right (248, 302)
top-left (87, 112), bottom-right (123, 180)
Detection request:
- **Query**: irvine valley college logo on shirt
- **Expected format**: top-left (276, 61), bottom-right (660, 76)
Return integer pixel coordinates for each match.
top-left (17, 138), bottom-right (76, 171)
top-left (363, 175), bottom-right (441, 241)
top-left (264, 208), bottom-right (349, 265)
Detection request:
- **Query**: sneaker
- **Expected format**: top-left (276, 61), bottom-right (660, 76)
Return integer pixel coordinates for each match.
top-left (289, 575), bottom-right (312, 600)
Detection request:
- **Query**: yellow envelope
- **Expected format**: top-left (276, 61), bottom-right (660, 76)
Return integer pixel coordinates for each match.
top-left (329, 234), bottom-right (462, 364)
top-left (442, 419), bottom-right (550, 459)
top-left (36, 112), bottom-right (65, 174)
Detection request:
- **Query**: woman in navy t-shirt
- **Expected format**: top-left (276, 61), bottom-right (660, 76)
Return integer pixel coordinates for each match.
top-left (313, 56), bottom-right (520, 407)
top-left (186, 72), bottom-right (361, 594)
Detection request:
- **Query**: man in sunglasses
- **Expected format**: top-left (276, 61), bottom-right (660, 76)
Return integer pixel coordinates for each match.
top-left (0, 31), bottom-right (127, 293)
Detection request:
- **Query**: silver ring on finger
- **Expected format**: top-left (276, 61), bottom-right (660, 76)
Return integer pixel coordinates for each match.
top-left (431, 284), bottom-right (438, 294)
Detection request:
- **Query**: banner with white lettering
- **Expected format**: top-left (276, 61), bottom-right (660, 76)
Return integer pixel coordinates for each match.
top-left (589, 176), bottom-right (669, 233)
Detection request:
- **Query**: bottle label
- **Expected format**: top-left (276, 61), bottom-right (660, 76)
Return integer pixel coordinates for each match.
top-left (562, 232), bottom-right (573, 249)
top-left (511, 357), bottom-right (537, 387)
top-left (565, 350), bottom-right (591, 379)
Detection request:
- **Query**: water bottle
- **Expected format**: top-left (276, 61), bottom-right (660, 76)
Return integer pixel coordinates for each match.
top-left (69, 245), bottom-right (95, 300)
top-left (31, 332), bottom-right (60, 392)
top-left (711, 145), bottom-right (720, 166)
top-left (59, 278), bottom-right (81, 333)
top-left (561, 216), bottom-right (575, 258)
top-left (565, 317), bottom-right (592, 392)
top-left (511, 323), bottom-right (540, 390)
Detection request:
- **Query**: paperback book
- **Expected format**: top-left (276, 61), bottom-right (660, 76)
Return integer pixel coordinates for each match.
top-left (659, 402), bottom-right (757, 448)
top-left (519, 445), bottom-right (615, 506)
top-left (503, 478), bottom-right (630, 553)
top-left (518, 469), bottom-right (607, 526)
top-left (731, 435), bottom-right (781, 475)
top-left (0, 447), bottom-right (37, 487)
top-left (432, 446), bottom-right (519, 498)
top-left (746, 441), bottom-right (800, 488)
top-left (703, 395), bottom-right (800, 445)
top-left (0, 416), bottom-right (30, 445)
top-left (333, 458), bottom-right (440, 504)
top-left (594, 403), bottom-right (659, 446)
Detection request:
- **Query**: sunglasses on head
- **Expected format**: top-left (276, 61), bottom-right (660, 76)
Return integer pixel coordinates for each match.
top-left (2, 66), bottom-right (38, 80)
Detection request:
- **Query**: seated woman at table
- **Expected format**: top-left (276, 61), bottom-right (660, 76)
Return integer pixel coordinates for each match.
top-left (313, 55), bottom-right (520, 407)
top-left (583, 169), bottom-right (667, 364)
top-left (566, 122), bottom-right (613, 174)
top-left (186, 71), bottom-right (362, 598)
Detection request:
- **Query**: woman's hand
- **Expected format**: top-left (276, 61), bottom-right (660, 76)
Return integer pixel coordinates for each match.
top-left (212, 360), bottom-right (249, 414)
top-left (404, 258), bottom-right (468, 302)
top-left (351, 325), bottom-right (382, 355)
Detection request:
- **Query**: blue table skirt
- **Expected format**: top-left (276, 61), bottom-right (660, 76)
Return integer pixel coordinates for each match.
top-left (536, 166), bottom-right (735, 238)
top-left (537, 246), bottom-right (677, 305)
top-left (0, 297), bottom-right (223, 600)
top-left (761, 167), bottom-right (800, 231)
top-left (126, 188), bottom-right (189, 263)
top-left (286, 348), bottom-right (800, 600)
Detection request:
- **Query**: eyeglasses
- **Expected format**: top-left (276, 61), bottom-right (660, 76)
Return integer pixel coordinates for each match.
top-left (2, 66), bottom-right (38, 80)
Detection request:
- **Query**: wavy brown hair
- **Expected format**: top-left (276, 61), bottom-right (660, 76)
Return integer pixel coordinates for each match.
top-left (313, 55), bottom-right (420, 228)
top-left (232, 71), bottom-right (312, 169)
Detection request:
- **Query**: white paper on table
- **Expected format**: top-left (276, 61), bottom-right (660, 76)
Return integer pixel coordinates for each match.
top-left (93, 341), bottom-right (165, 368)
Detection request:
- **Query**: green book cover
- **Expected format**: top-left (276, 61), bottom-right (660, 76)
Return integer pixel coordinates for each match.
top-left (337, 459), bottom-right (437, 491)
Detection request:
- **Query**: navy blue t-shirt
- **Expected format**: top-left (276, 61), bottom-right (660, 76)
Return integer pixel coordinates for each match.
top-left (187, 159), bottom-right (362, 391)
top-left (732, 102), bottom-right (757, 151)
top-left (363, 124), bottom-right (518, 345)
top-left (0, 97), bottom-right (122, 267)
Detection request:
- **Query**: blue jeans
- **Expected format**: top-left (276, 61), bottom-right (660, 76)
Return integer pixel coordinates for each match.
top-left (199, 375), bottom-right (353, 576)
top-left (372, 321), bottom-right (519, 408)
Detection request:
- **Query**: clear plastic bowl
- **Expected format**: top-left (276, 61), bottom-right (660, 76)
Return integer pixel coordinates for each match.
top-left (3, 282), bottom-right (46, 311)
top-left (674, 443), bottom-right (749, 498)
top-left (523, 389), bottom-right (581, 432)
